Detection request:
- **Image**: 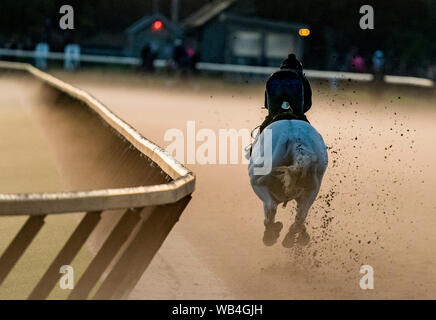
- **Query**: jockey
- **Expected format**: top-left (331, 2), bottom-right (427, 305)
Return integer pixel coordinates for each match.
top-left (259, 53), bottom-right (312, 133)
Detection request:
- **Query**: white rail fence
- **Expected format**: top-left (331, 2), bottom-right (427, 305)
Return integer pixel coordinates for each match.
top-left (0, 48), bottom-right (433, 88)
top-left (0, 61), bottom-right (195, 300)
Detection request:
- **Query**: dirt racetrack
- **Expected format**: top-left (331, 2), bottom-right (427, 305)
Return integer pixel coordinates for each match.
top-left (2, 70), bottom-right (436, 299)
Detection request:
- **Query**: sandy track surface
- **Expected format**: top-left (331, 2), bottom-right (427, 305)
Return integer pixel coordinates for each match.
top-left (52, 71), bottom-right (436, 299)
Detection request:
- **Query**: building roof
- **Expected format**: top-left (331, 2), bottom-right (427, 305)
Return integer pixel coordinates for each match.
top-left (183, 0), bottom-right (236, 28)
top-left (221, 13), bottom-right (308, 31)
top-left (126, 12), bottom-right (182, 35)
top-left (183, 1), bottom-right (308, 31)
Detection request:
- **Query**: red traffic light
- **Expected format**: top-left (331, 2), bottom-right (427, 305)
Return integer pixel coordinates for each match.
top-left (152, 20), bottom-right (163, 31)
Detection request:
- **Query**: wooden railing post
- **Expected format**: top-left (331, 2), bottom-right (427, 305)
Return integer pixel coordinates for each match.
top-left (68, 208), bottom-right (142, 300)
top-left (28, 211), bottom-right (101, 300)
top-left (0, 215), bottom-right (45, 285)
top-left (93, 196), bottom-right (191, 300)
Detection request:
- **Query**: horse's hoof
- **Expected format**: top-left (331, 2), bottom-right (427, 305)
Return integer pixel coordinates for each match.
top-left (282, 223), bottom-right (307, 248)
top-left (296, 230), bottom-right (310, 246)
top-left (263, 222), bottom-right (283, 247)
top-left (282, 228), bottom-right (299, 248)
top-left (281, 232), bottom-right (297, 248)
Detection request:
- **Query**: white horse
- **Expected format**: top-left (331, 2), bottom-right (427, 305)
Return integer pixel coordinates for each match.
top-left (249, 120), bottom-right (328, 247)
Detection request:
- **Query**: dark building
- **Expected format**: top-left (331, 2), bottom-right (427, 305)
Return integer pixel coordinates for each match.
top-left (183, 0), bottom-right (309, 66)
top-left (125, 12), bottom-right (183, 59)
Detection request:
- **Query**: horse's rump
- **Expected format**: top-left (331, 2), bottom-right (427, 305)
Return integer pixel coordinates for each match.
top-left (249, 120), bottom-right (328, 202)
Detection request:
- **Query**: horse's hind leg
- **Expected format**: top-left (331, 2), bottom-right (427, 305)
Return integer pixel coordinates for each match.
top-left (295, 187), bottom-right (319, 226)
top-left (282, 186), bottom-right (320, 248)
top-left (252, 185), bottom-right (282, 246)
top-left (263, 201), bottom-right (283, 246)
top-left (295, 188), bottom-right (319, 246)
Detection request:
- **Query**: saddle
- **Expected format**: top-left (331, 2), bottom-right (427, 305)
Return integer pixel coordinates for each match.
top-left (246, 110), bottom-right (310, 158)
top-left (258, 110), bottom-right (310, 134)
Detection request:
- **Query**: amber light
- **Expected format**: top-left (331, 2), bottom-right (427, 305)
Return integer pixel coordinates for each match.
top-left (299, 28), bottom-right (310, 37)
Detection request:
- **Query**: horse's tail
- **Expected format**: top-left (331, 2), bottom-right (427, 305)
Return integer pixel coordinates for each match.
top-left (272, 151), bottom-right (316, 196)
